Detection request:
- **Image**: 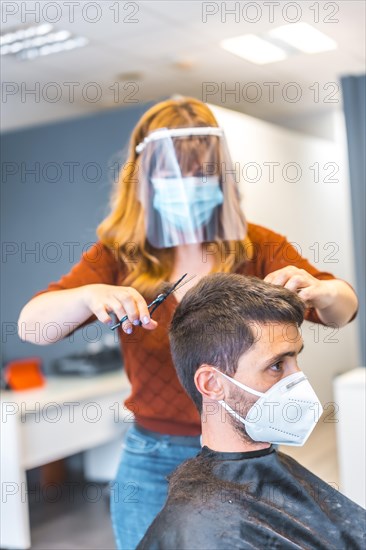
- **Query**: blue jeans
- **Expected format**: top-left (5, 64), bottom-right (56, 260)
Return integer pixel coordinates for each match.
top-left (110, 423), bottom-right (201, 550)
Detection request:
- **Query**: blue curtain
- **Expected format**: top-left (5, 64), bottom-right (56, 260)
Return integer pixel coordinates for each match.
top-left (340, 74), bottom-right (366, 365)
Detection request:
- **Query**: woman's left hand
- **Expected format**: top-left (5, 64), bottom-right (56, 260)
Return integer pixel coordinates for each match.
top-left (263, 266), bottom-right (334, 311)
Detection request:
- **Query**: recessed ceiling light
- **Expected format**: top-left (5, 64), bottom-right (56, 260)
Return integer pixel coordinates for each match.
top-left (19, 37), bottom-right (89, 60)
top-left (0, 24), bottom-right (88, 60)
top-left (269, 22), bottom-right (337, 54)
top-left (0, 24), bottom-right (53, 45)
top-left (116, 72), bottom-right (144, 81)
top-left (220, 34), bottom-right (288, 65)
top-left (172, 59), bottom-right (196, 71)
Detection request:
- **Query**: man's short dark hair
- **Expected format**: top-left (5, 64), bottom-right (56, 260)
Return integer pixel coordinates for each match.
top-left (169, 273), bottom-right (306, 413)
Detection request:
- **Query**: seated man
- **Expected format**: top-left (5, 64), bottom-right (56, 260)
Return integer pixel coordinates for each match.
top-left (138, 273), bottom-right (365, 549)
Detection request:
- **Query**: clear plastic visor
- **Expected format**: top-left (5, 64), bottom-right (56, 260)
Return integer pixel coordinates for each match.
top-left (136, 126), bottom-right (247, 249)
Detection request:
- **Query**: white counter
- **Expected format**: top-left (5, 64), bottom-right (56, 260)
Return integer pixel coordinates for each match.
top-left (1, 371), bottom-right (131, 549)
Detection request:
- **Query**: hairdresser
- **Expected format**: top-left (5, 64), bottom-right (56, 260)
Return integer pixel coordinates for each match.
top-left (18, 97), bottom-right (358, 549)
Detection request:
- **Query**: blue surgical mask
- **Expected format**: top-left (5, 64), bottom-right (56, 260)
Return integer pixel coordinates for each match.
top-left (151, 176), bottom-right (224, 231)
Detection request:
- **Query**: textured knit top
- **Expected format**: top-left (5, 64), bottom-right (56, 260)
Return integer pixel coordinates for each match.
top-left (32, 223), bottom-right (357, 435)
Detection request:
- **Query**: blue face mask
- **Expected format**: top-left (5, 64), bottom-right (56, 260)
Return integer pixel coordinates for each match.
top-left (151, 176), bottom-right (224, 231)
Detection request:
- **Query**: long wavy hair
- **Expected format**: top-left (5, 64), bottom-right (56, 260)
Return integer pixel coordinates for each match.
top-left (97, 97), bottom-right (253, 297)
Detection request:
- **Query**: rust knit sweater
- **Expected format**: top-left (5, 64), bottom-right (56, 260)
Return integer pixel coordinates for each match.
top-left (31, 223), bottom-right (357, 435)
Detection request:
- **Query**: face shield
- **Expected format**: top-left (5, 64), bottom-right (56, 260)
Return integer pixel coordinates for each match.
top-left (135, 127), bottom-right (247, 249)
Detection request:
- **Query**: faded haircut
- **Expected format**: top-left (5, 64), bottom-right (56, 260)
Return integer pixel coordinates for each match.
top-left (169, 273), bottom-right (305, 413)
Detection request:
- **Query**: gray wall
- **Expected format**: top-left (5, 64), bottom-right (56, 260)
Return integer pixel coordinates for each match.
top-left (1, 102), bottom-right (153, 370)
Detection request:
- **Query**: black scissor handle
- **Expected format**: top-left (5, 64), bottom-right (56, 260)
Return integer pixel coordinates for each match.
top-left (109, 274), bottom-right (191, 331)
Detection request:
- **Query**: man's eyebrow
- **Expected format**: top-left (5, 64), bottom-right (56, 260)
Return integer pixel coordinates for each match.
top-left (262, 342), bottom-right (304, 369)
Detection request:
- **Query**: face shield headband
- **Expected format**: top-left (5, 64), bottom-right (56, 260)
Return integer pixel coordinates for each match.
top-left (135, 127), bottom-right (247, 249)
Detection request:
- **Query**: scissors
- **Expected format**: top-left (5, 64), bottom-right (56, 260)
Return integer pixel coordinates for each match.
top-left (109, 273), bottom-right (195, 331)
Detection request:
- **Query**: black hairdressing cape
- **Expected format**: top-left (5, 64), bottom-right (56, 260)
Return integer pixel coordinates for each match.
top-left (137, 446), bottom-right (365, 549)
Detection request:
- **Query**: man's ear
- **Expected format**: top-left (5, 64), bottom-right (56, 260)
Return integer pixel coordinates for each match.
top-left (194, 365), bottom-right (225, 401)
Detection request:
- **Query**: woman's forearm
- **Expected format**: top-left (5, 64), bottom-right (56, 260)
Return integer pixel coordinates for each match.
top-left (316, 279), bottom-right (359, 327)
top-left (18, 286), bottom-right (92, 345)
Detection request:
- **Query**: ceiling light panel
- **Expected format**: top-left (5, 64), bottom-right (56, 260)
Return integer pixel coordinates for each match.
top-left (0, 24), bottom-right (88, 59)
top-left (220, 34), bottom-right (288, 65)
top-left (269, 22), bottom-right (337, 54)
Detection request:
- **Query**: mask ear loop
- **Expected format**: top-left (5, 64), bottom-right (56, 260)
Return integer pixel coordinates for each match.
top-left (211, 367), bottom-right (264, 427)
top-left (217, 399), bottom-right (249, 426)
top-left (212, 367), bottom-right (264, 398)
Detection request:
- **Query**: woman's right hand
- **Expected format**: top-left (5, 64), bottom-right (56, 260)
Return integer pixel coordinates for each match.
top-left (83, 284), bottom-right (158, 334)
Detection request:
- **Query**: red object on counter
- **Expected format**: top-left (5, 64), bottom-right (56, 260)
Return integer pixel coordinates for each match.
top-left (4, 358), bottom-right (45, 390)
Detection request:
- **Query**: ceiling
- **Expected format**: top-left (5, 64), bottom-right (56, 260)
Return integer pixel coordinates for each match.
top-left (1, 0), bottom-right (365, 132)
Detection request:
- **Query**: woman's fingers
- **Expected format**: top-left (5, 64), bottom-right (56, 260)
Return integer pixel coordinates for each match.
top-left (264, 267), bottom-right (324, 309)
top-left (128, 288), bottom-right (153, 324)
top-left (107, 300), bottom-right (133, 333)
top-left (264, 271), bottom-right (293, 286)
top-left (125, 289), bottom-right (160, 330)
top-left (93, 304), bottom-right (114, 325)
top-left (283, 275), bottom-right (307, 293)
top-left (85, 284), bottom-right (159, 332)
top-left (141, 318), bottom-right (159, 330)
top-left (110, 290), bottom-right (159, 332)
top-left (265, 267), bottom-right (316, 292)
